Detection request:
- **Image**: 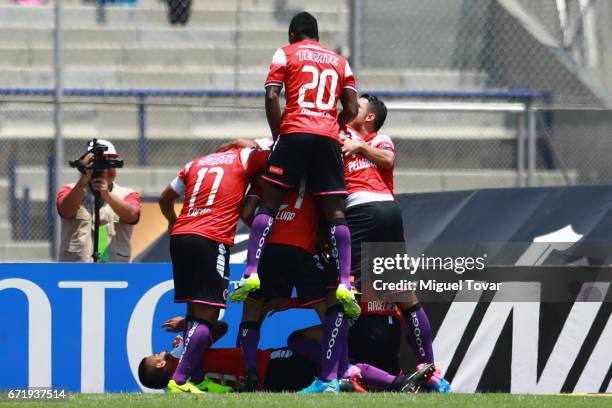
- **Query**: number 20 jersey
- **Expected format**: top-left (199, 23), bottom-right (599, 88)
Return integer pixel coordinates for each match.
top-left (169, 147), bottom-right (268, 245)
top-left (265, 39), bottom-right (357, 141)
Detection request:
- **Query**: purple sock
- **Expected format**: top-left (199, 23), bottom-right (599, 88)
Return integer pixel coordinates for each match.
top-left (355, 363), bottom-right (396, 389)
top-left (337, 345), bottom-right (349, 378)
top-left (238, 321), bottom-right (260, 371)
top-left (330, 221), bottom-right (351, 287)
top-left (319, 305), bottom-right (349, 381)
top-left (245, 211), bottom-right (274, 277)
top-left (172, 319), bottom-right (212, 385)
top-left (403, 304), bottom-right (434, 364)
top-left (182, 317), bottom-right (205, 384)
top-left (287, 333), bottom-right (321, 365)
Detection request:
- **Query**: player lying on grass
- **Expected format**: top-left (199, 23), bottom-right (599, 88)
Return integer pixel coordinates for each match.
top-left (139, 316), bottom-right (434, 393)
top-left (157, 141), bottom-right (270, 393)
top-left (340, 94), bottom-right (450, 393)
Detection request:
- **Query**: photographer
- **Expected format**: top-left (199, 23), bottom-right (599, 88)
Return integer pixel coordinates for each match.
top-left (56, 139), bottom-right (141, 262)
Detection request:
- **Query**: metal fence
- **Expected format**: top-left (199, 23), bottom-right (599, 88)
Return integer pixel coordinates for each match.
top-left (1, 0), bottom-right (612, 261)
top-left (353, 0), bottom-right (612, 108)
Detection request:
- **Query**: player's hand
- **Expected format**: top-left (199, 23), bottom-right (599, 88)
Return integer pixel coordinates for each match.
top-left (162, 316), bottom-right (186, 332)
top-left (172, 335), bottom-right (183, 348)
top-left (91, 178), bottom-right (110, 199)
top-left (340, 135), bottom-right (364, 156)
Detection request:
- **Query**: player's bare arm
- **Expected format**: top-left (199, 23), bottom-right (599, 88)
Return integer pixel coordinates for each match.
top-left (159, 186), bottom-right (180, 230)
top-left (341, 135), bottom-right (394, 169)
top-left (265, 85), bottom-right (283, 139)
top-left (338, 88), bottom-right (359, 127)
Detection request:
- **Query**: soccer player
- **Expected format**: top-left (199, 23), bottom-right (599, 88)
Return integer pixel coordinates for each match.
top-left (236, 11), bottom-right (359, 393)
top-left (140, 318), bottom-right (433, 393)
top-left (235, 176), bottom-right (329, 390)
top-left (340, 94), bottom-right (450, 392)
top-left (236, 12), bottom-right (359, 310)
top-left (157, 143), bottom-right (268, 393)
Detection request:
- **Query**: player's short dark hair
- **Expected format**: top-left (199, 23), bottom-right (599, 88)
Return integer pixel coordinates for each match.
top-left (289, 12), bottom-right (319, 41)
top-left (138, 357), bottom-right (170, 390)
top-left (361, 93), bottom-right (388, 131)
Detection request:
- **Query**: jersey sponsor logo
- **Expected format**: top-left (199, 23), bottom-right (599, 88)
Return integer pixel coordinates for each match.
top-left (187, 207), bottom-right (212, 217)
top-left (268, 165), bottom-right (284, 176)
top-left (276, 205), bottom-right (296, 222)
top-left (347, 157), bottom-right (376, 172)
top-left (299, 108), bottom-right (332, 118)
top-left (295, 50), bottom-right (340, 66)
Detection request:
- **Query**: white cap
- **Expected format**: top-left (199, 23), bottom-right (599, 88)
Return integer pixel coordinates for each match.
top-left (87, 139), bottom-right (119, 157)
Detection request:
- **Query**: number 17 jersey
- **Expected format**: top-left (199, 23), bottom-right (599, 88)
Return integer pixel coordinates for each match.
top-left (265, 39), bottom-right (357, 141)
top-left (169, 147), bottom-right (268, 245)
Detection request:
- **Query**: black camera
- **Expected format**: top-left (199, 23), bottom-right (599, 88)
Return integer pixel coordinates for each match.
top-left (69, 139), bottom-right (124, 179)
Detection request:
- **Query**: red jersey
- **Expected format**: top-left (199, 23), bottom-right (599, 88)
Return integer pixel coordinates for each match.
top-left (247, 178), bottom-right (319, 254)
top-left (342, 125), bottom-right (395, 208)
top-left (170, 348), bottom-right (271, 389)
top-left (170, 147), bottom-right (268, 245)
top-left (265, 39), bottom-right (357, 140)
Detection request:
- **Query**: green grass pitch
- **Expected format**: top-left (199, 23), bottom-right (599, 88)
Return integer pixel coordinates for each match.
top-left (1, 393), bottom-right (610, 408)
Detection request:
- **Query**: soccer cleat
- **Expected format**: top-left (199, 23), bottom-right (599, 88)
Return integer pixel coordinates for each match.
top-left (336, 284), bottom-right (361, 318)
top-left (229, 273), bottom-right (260, 303)
top-left (339, 373), bottom-right (367, 393)
top-left (299, 377), bottom-right (340, 394)
top-left (166, 379), bottom-right (205, 393)
top-left (242, 367), bottom-right (260, 392)
top-left (194, 378), bottom-right (233, 393)
top-left (417, 363), bottom-right (452, 393)
top-left (392, 363), bottom-right (435, 393)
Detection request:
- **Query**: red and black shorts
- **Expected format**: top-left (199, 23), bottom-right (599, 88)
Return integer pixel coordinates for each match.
top-left (249, 243), bottom-right (327, 307)
top-left (170, 234), bottom-right (230, 308)
top-left (262, 133), bottom-right (347, 196)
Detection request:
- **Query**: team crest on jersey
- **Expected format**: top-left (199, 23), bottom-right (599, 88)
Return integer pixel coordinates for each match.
top-left (268, 165), bottom-right (284, 176)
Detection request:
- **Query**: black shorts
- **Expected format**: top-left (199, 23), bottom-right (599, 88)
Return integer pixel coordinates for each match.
top-left (170, 234), bottom-right (230, 308)
top-left (262, 133), bottom-right (347, 196)
top-left (346, 200), bottom-right (405, 283)
top-left (348, 314), bottom-right (402, 375)
top-left (249, 244), bottom-right (327, 307)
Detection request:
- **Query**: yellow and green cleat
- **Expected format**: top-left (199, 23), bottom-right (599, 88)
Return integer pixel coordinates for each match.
top-left (194, 377), bottom-right (233, 393)
top-left (167, 379), bottom-right (204, 393)
top-left (229, 273), bottom-right (260, 303)
top-left (336, 283), bottom-right (361, 318)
